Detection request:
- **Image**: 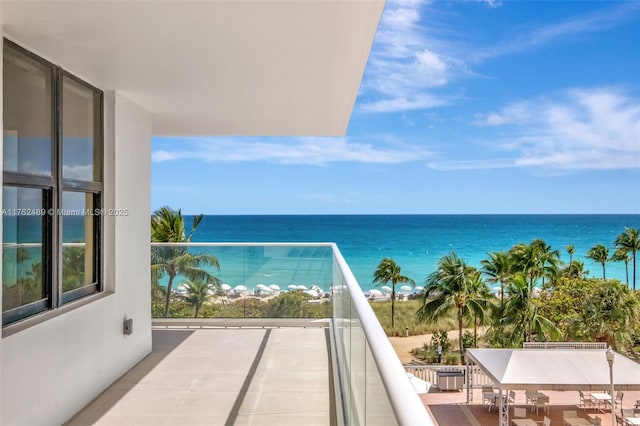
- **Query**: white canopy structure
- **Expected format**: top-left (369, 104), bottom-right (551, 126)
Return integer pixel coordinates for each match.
top-left (467, 348), bottom-right (640, 392)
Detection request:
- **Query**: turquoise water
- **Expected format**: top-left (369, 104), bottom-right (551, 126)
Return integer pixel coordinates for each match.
top-left (187, 214), bottom-right (640, 290)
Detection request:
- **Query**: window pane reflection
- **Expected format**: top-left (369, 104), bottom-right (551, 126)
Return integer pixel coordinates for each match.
top-left (62, 76), bottom-right (100, 181)
top-left (62, 191), bottom-right (95, 292)
top-left (3, 46), bottom-right (52, 176)
top-left (2, 187), bottom-right (46, 311)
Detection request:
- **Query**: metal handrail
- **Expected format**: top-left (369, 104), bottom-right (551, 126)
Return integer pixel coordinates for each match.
top-left (332, 243), bottom-right (433, 425)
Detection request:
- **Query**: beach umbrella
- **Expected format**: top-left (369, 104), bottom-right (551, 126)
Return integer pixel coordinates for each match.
top-left (233, 285), bottom-right (248, 294)
top-left (287, 284), bottom-right (298, 291)
top-left (220, 283), bottom-right (232, 292)
top-left (268, 284), bottom-right (281, 291)
top-left (297, 285), bottom-right (308, 290)
top-left (414, 286), bottom-right (425, 293)
top-left (399, 285), bottom-right (412, 293)
top-left (369, 289), bottom-right (383, 297)
top-left (380, 285), bottom-right (392, 294)
top-left (255, 284), bottom-right (271, 293)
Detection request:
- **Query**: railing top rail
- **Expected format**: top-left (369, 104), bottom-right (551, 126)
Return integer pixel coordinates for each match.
top-left (151, 242), bottom-right (335, 247)
top-left (331, 243), bottom-right (433, 425)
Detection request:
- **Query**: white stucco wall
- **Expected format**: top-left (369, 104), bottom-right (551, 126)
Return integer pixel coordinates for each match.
top-left (0, 92), bottom-right (152, 426)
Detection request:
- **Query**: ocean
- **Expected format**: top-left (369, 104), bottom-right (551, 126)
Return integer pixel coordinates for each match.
top-left (187, 214), bottom-right (640, 291)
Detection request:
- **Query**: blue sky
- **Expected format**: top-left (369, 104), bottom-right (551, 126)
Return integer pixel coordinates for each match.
top-left (152, 0), bottom-right (640, 215)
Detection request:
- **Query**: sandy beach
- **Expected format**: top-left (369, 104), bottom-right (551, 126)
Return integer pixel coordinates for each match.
top-left (388, 328), bottom-right (481, 363)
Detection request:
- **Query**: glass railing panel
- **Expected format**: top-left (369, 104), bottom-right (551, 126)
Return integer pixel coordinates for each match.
top-left (151, 243), bottom-right (333, 318)
top-left (331, 244), bottom-right (432, 425)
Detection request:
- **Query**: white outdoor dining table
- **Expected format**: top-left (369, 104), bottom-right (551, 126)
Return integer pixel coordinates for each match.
top-left (590, 392), bottom-right (611, 412)
top-left (625, 418), bottom-right (640, 426)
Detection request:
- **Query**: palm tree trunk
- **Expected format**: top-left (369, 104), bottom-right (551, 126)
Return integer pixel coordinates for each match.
top-left (474, 315), bottom-right (478, 348)
top-left (602, 263), bottom-right (606, 280)
top-left (194, 304), bottom-right (200, 318)
top-left (458, 306), bottom-right (464, 364)
top-left (633, 252), bottom-right (637, 290)
top-left (625, 260), bottom-right (629, 286)
top-left (391, 287), bottom-right (396, 329)
top-left (163, 274), bottom-right (175, 317)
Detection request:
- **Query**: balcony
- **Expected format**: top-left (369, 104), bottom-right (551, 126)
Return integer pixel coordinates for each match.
top-left (66, 243), bottom-right (432, 425)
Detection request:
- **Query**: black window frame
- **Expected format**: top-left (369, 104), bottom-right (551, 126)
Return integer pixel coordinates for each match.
top-left (2, 39), bottom-right (104, 326)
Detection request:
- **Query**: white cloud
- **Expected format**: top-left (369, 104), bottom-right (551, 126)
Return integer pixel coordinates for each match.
top-left (358, 0), bottom-right (469, 113)
top-left (359, 93), bottom-right (449, 113)
top-left (62, 164), bottom-right (93, 180)
top-left (152, 137), bottom-right (432, 166)
top-left (460, 87), bottom-right (640, 171)
top-left (473, 2), bottom-right (640, 62)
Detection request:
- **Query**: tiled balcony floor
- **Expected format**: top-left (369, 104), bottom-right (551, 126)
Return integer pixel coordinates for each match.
top-left (66, 326), bottom-right (333, 426)
top-left (422, 387), bottom-right (640, 426)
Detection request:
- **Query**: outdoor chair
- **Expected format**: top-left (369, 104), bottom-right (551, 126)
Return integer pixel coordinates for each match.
top-left (535, 395), bottom-right (550, 415)
top-left (615, 391), bottom-right (624, 409)
top-left (482, 386), bottom-right (495, 410)
top-left (508, 390), bottom-right (516, 404)
top-left (579, 390), bottom-right (595, 412)
top-left (635, 400), bottom-right (640, 408)
top-left (621, 408), bottom-right (635, 418)
top-left (564, 410), bottom-right (579, 426)
top-left (526, 390), bottom-right (539, 410)
top-left (615, 415), bottom-right (624, 426)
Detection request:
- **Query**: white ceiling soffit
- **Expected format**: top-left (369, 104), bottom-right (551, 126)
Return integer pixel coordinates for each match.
top-left (1, 0), bottom-right (385, 137)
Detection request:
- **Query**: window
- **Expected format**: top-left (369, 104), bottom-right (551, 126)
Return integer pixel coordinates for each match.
top-left (3, 39), bottom-right (103, 325)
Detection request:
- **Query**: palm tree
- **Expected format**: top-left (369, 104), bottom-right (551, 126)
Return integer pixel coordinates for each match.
top-left (611, 248), bottom-right (631, 286)
top-left (151, 206), bottom-right (203, 243)
top-left (586, 244), bottom-right (609, 280)
top-left (151, 206), bottom-right (220, 317)
top-left (373, 258), bottom-right (414, 329)
top-left (566, 244), bottom-right (575, 276)
top-left (152, 251), bottom-right (220, 317)
top-left (563, 260), bottom-right (587, 279)
top-left (510, 239), bottom-right (560, 289)
top-left (179, 279), bottom-right (215, 318)
top-left (417, 252), bottom-right (488, 363)
top-left (615, 227), bottom-right (640, 290)
top-left (532, 239), bottom-right (560, 287)
top-left (502, 275), bottom-right (562, 345)
top-left (467, 272), bottom-right (491, 348)
top-left (481, 251), bottom-right (512, 310)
